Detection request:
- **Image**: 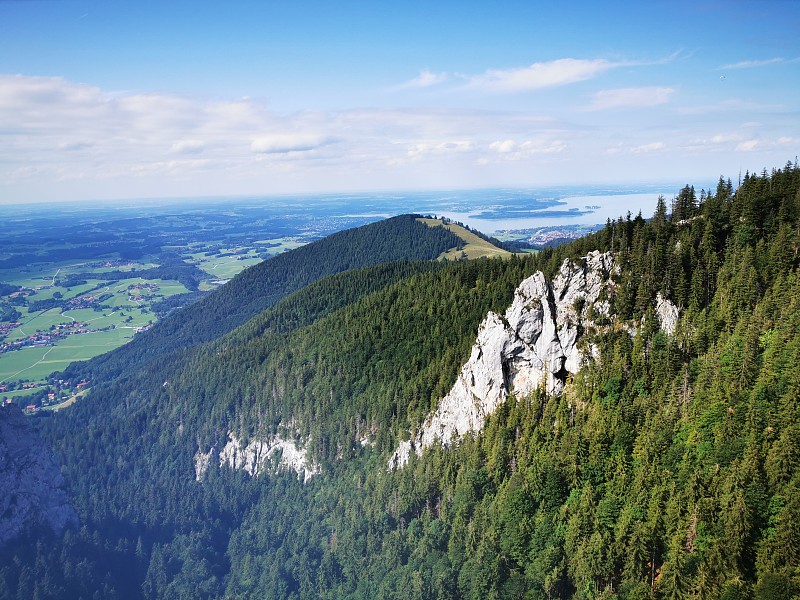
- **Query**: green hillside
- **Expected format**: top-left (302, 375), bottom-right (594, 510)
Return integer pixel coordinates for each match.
top-left (3, 163), bottom-right (800, 599)
top-left (416, 217), bottom-right (514, 260)
top-left (62, 214), bottom-right (463, 383)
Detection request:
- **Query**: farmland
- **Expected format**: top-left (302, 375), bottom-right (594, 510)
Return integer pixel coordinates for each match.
top-left (0, 197), bottom-right (384, 405)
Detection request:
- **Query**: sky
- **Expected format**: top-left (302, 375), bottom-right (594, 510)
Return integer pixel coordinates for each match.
top-left (0, 0), bottom-right (798, 204)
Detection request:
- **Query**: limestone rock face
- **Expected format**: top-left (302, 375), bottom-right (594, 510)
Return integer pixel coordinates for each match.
top-left (389, 251), bottom-right (616, 469)
top-left (195, 431), bottom-right (320, 484)
top-left (0, 405), bottom-right (78, 549)
top-left (656, 292), bottom-right (679, 335)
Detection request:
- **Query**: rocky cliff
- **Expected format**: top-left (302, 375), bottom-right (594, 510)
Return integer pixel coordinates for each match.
top-left (390, 250), bottom-right (618, 469)
top-left (195, 431), bottom-right (320, 483)
top-left (0, 406), bottom-right (78, 548)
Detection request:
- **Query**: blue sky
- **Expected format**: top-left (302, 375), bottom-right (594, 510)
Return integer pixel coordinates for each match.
top-left (0, 0), bottom-right (798, 203)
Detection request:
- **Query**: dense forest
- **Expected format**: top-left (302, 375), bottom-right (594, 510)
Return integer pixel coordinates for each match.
top-left (62, 214), bottom-right (463, 383)
top-left (2, 164), bottom-right (799, 599)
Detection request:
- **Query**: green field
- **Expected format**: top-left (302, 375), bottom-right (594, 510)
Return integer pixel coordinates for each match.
top-left (0, 387), bottom-right (42, 400)
top-left (7, 309), bottom-right (71, 342)
top-left (0, 329), bottom-right (137, 382)
top-left (190, 251), bottom-right (263, 280)
top-left (0, 346), bottom-right (56, 382)
top-left (255, 237), bottom-right (306, 255)
top-left (0, 273), bottom-right (189, 385)
top-left (416, 218), bottom-right (514, 260)
top-left (0, 229), bottom-right (295, 390)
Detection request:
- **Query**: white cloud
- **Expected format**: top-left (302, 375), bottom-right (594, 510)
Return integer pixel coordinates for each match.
top-left (710, 133), bottom-right (740, 144)
top-left (251, 134), bottom-right (333, 154)
top-left (631, 142), bottom-right (666, 154)
top-left (588, 86), bottom-right (675, 110)
top-left (0, 74), bottom-right (102, 111)
top-left (489, 140), bottom-right (517, 154)
top-left (398, 69), bottom-right (449, 89)
top-left (170, 140), bottom-right (205, 154)
top-left (720, 57), bottom-right (788, 69)
top-left (736, 140), bottom-right (760, 152)
top-left (0, 68), bottom-right (789, 203)
top-left (407, 140), bottom-right (475, 159)
top-left (467, 58), bottom-right (614, 92)
top-left (58, 141), bottom-right (94, 151)
top-left (130, 159), bottom-right (212, 176)
top-left (605, 142), bottom-right (667, 156)
top-left (488, 139), bottom-right (566, 160)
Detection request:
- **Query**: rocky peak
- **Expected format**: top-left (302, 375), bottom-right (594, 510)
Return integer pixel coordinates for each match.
top-left (0, 405), bottom-right (78, 549)
top-left (389, 251), bottom-right (616, 469)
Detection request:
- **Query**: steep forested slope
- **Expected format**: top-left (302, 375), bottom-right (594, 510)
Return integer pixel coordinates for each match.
top-left (63, 214), bottom-right (464, 383)
top-left (2, 163), bottom-right (800, 600)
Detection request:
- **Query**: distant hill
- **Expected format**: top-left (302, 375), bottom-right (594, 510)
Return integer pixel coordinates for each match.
top-left (63, 214), bottom-right (463, 383)
top-left (416, 217), bottom-right (514, 259)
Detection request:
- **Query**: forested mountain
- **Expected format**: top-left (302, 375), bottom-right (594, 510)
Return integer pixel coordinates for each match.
top-left (62, 214), bottom-right (464, 383)
top-left (2, 163), bottom-right (800, 599)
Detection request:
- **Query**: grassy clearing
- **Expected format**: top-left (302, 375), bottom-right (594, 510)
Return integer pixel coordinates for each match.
top-left (43, 388), bottom-right (88, 412)
top-left (0, 276), bottom-right (188, 385)
top-left (255, 237), bottom-right (306, 256)
top-left (0, 346), bottom-right (54, 382)
top-left (8, 309), bottom-right (62, 342)
top-left (2, 260), bottom-right (106, 288)
top-left (50, 328), bottom-right (135, 356)
top-left (154, 281), bottom-right (191, 296)
top-left (1, 247), bottom-right (240, 387)
top-left (416, 218), bottom-right (513, 260)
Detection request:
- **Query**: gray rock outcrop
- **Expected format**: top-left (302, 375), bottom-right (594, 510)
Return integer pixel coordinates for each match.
top-left (389, 251), bottom-right (616, 469)
top-left (195, 431), bottom-right (320, 484)
top-left (656, 292), bottom-right (679, 335)
top-left (0, 405), bottom-right (78, 548)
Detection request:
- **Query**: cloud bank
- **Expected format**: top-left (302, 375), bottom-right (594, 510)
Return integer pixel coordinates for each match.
top-left (0, 66), bottom-right (794, 203)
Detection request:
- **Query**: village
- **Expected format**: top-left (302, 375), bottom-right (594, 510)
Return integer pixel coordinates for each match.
top-left (1, 377), bottom-right (90, 413)
top-left (0, 319), bottom-right (92, 355)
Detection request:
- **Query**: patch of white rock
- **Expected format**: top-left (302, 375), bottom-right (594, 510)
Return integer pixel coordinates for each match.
top-left (656, 292), bottom-right (679, 335)
top-left (389, 250), bottom-right (621, 470)
top-left (195, 432), bottom-right (320, 484)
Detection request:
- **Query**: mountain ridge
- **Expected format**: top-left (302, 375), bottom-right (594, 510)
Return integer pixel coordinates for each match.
top-left (62, 214), bottom-right (466, 384)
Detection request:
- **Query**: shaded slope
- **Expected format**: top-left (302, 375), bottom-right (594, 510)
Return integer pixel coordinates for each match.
top-left (0, 405), bottom-right (77, 549)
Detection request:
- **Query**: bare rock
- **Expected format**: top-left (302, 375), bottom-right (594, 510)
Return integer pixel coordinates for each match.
top-left (389, 251), bottom-right (616, 469)
top-left (656, 292), bottom-right (679, 335)
top-left (196, 430), bottom-right (320, 484)
top-left (0, 405), bottom-right (78, 548)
